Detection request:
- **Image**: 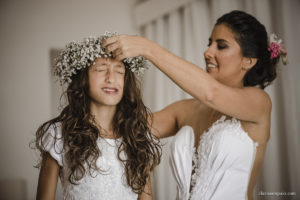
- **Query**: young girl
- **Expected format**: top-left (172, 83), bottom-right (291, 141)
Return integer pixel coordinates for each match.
top-left (34, 33), bottom-right (161, 200)
top-left (102, 10), bottom-right (287, 200)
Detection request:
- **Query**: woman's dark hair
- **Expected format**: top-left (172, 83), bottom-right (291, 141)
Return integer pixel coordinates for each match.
top-left (34, 64), bottom-right (161, 194)
top-left (216, 10), bottom-right (279, 89)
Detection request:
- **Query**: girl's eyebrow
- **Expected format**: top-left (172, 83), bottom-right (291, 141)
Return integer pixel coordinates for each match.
top-left (93, 64), bottom-right (107, 69)
top-left (115, 64), bottom-right (124, 69)
top-left (97, 62), bottom-right (108, 66)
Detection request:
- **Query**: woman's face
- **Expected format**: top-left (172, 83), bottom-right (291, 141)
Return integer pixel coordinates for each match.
top-left (88, 57), bottom-right (125, 107)
top-left (204, 24), bottom-right (248, 87)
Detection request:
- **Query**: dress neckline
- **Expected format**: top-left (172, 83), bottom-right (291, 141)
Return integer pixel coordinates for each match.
top-left (98, 137), bottom-right (121, 146)
top-left (188, 115), bottom-right (259, 200)
top-left (199, 115), bottom-right (259, 147)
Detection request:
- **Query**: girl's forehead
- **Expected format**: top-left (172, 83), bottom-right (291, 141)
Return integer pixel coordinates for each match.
top-left (94, 57), bottom-right (125, 67)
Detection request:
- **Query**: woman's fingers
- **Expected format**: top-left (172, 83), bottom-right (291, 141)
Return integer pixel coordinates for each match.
top-left (101, 36), bottom-right (118, 48)
top-left (112, 48), bottom-right (124, 60)
top-left (102, 35), bottom-right (126, 59)
top-left (102, 34), bottom-right (143, 60)
top-left (105, 41), bottom-right (120, 55)
top-left (115, 54), bottom-right (127, 61)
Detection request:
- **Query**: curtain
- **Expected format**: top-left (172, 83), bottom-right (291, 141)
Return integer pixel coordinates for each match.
top-left (135, 0), bottom-right (300, 200)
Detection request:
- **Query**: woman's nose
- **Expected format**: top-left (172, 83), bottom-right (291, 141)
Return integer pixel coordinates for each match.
top-left (204, 47), bottom-right (214, 60)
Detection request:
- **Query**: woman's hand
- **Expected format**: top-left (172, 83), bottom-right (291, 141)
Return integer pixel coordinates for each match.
top-left (101, 35), bottom-right (152, 60)
top-left (138, 175), bottom-right (153, 200)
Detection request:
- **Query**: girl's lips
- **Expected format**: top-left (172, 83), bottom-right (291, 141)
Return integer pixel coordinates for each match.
top-left (102, 87), bottom-right (118, 94)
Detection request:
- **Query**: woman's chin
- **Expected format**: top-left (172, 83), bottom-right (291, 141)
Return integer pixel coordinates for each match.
top-left (206, 68), bottom-right (217, 77)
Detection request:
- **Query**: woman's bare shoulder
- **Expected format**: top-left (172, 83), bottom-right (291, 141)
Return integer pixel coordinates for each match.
top-left (245, 87), bottom-right (272, 109)
top-left (170, 98), bottom-right (202, 109)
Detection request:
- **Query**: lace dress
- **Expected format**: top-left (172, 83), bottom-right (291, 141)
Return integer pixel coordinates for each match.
top-left (41, 123), bottom-right (138, 200)
top-left (170, 116), bottom-right (258, 200)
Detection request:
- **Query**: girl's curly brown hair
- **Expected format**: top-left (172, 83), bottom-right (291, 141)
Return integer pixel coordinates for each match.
top-left (34, 65), bottom-right (161, 194)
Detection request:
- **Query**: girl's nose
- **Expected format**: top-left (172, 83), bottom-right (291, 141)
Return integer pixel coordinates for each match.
top-left (105, 70), bottom-right (115, 83)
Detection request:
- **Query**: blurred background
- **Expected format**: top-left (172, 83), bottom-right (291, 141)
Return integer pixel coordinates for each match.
top-left (0, 0), bottom-right (299, 200)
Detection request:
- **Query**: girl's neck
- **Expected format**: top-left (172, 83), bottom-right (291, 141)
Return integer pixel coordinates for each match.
top-left (90, 102), bottom-right (116, 136)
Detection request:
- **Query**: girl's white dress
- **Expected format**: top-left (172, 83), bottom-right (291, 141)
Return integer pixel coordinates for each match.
top-left (42, 123), bottom-right (138, 200)
top-left (170, 116), bottom-right (258, 200)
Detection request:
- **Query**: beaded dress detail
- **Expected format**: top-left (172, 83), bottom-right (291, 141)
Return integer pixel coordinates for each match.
top-left (170, 116), bottom-right (258, 200)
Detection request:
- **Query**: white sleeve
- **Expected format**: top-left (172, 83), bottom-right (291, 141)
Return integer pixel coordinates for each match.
top-left (40, 123), bottom-right (64, 167)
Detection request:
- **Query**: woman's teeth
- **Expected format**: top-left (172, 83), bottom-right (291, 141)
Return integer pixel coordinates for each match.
top-left (207, 64), bottom-right (217, 68)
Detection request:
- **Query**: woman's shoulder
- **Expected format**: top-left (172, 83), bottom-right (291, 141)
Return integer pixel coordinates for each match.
top-left (180, 98), bottom-right (208, 113)
top-left (244, 87), bottom-right (272, 107)
top-left (171, 98), bottom-right (203, 108)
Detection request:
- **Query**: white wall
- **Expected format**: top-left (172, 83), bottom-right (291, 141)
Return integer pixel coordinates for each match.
top-left (0, 0), bottom-right (137, 199)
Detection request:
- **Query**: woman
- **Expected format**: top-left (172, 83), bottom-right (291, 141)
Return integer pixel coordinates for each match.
top-left (102, 10), bottom-right (287, 199)
top-left (34, 33), bottom-right (161, 200)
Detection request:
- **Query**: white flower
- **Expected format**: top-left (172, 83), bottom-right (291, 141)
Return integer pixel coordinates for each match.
top-left (269, 33), bottom-right (282, 44)
top-left (54, 32), bottom-right (149, 85)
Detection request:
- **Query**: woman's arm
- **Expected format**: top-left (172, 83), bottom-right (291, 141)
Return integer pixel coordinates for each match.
top-left (138, 176), bottom-right (152, 200)
top-left (36, 153), bottom-right (59, 200)
top-left (149, 99), bottom-right (191, 138)
top-left (103, 35), bottom-right (271, 123)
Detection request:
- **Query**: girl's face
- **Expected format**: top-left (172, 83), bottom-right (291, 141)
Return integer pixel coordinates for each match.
top-left (204, 24), bottom-right (250, 87)
top-left (88, 57), bottom-right (125, 107)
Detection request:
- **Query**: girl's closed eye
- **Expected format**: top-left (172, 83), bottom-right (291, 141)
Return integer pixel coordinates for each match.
top-left (115, 65), bottom-right (125, 74)
top-left (95, 68), bottom-right (106, 72)
top-left (116, 70), bottom-right (125, 74)
top-left (94, 64), bottom-right (107, 72)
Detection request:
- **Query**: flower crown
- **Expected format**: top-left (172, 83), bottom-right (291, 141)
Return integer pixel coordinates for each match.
top-left (54, 32), bottom-right (148, 85)
top-left (268, 33), bottom-right (288, 65)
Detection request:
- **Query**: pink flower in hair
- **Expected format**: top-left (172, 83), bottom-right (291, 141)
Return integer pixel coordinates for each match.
top-left (268, 33), bottom-right (288, 65)
top-left (268, 43), bottom-right (280, 59)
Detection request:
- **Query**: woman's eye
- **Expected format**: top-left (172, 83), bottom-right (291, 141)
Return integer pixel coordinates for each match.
top-left (218, 44), bottom-right (227, 49)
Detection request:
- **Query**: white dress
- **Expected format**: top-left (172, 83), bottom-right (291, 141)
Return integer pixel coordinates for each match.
top-left (170, 116), bottom-right (258, 200)
top-left (42, 123), bottom-right (138, 200)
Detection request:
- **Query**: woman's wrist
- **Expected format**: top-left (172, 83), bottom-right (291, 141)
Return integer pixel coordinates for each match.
top-left (142, 38), bottom-right (162, 62)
